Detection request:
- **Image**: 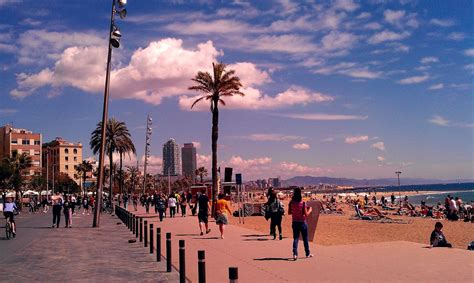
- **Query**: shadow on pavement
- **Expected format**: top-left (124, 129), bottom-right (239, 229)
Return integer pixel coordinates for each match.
top-left (192, 237), bottom-right (220, 240)
top-left (241, 234), bottom-right (269, 237)
top-left (243, 238), bottom-right (271, 241)
top-left (176, 234), bottom-right (201, 236)
top-left (254, 257), bottom-right (294, 261)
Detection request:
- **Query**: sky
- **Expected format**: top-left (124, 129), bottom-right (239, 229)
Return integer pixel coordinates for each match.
top-left (0, 0), bottom-right (472, 181)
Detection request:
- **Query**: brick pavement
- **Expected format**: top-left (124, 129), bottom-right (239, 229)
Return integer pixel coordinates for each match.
top-left (0, 210), bottom-right (179, 282)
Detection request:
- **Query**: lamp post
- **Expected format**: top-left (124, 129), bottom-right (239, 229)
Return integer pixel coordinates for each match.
top-left (395, 171), bottom-right (401, 207)
top-left (93, 0), bottom-right (128, 228)
top-left (142, 115), bottom-right (152, 195)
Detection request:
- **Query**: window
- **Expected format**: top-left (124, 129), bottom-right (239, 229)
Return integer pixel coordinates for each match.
top-left (73, 148), bottom-right (78, 154)
top-left (22, 140), bottom-right (30, 145)
top-left (64, 148), bottom-right (69, 154)
top-left (11, 140), bottom-right (17, 144)
top-left (65, 156), bottom-right (69, 161)
top-left (34, 140), bottom-right (40, 145)
top-left (65, 165), bottom-right (69, 170)
top-left (74, 156), bottom-right (77, 161)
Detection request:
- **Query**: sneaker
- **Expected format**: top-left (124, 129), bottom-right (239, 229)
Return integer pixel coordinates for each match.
top-left (200, 232), bottom-right (204, 236)
top-left (206, 229), bottom-right (211, 234)
top-left (52, 224), bottom-right (55, 228)
top-left (279, 234), bottom-right (283, 240)
top-left (220, 235), bottom-right (224, 239)
top-left (306, 254), bottom-right (314, 258)
top-left (293, 255), bottom-right (298, 261)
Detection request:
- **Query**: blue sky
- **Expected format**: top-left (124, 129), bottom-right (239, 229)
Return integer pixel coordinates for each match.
top-left (0, 0), bottom-right (472, 180)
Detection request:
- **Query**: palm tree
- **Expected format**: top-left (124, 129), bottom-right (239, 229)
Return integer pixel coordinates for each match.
top-left (75, 160), bottom-right (93, 196)
top-left (189, 62), bottom-right (244, 214)
top-left (126, 165), bottom-right (139, 194)
top-left (4, 152), bottom-right (32, 198)
top-left (117, 139), bottom-right (136, 196)
top-left (90, 118), bottom-right (135, 204)
top-left (195, 166), bottom-right (208, 183)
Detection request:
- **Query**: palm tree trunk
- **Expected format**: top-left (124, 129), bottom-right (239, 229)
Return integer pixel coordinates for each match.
top-left (119, 152), bottom-right (123, 196)
top-left (211, 100), bottom-right (219, 217)
top-left (109, 153), bottom-right (113, 206)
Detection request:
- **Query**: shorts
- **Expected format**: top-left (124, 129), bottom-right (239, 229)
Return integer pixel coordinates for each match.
top-left (4, 211), bottom-right (14, 223)
top-left (198, 211), bottom-right (208, 224)
top-left (215, 214), bottom-right (228, 225)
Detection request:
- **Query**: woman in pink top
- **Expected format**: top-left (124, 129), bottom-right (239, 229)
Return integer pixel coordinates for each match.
top-left (288, 187), bottom-right (313, 260)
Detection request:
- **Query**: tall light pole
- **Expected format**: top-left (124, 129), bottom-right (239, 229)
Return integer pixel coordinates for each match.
top-left (93, 0), bottom-right (128, 227)
top-left (395, 171), bottom-right (402, 207)
top-left (142, 115), bottom-right (152, 195)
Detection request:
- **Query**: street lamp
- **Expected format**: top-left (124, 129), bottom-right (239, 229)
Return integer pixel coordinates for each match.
top-left (93, 0), bottom-right (128, 228)
top-left (143, 115), bottom-right (152, 195)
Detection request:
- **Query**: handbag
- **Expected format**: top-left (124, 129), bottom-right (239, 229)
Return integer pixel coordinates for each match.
top-left (264, 204), bottom-right (272, 220)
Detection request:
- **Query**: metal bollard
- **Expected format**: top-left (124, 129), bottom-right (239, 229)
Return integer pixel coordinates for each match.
top-left (139, 218), bottom-right (143, 242)
top-left (132, 215), bottom-right (135, 233)
top-left (229, 267), bottom-right (238, 283)
top-left (144, 220), bottom-right (148, 248)
top-left (156, 227), bottom-right (161, 262)
top-left (198, 250), bottom-right (206, 283)
top-left (135, 217), bottom-right (139, 237)
top-left (166, 232), bottom-right (172, 272)
top-left (179, 240), bottom-right (186, 283)
top-left (149, 224), bottom-right (154, 254)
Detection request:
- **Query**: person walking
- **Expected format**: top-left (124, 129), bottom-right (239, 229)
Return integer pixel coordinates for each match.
top-left (267, 191), bottom-right (284, 240)
top-left (215, 193), bottom-right (232, 239)
top-left (156, 194), bottom-right (166, 222)
top-left (288, 187), bottom-right (313, 260)
top-left (70, 195), bottom-right (76, 216)
top-left (197, 190), bottom-right (211, 236)
top-left (168, 194), bottom-right (177, 218)
top-left (51, 192), bottom-right (63, 228)
top-left (180, 192), bottom-right (187, 217)
top-left (63, 196), bottom-right (72, 228)
top-left (133, 194), bottom-right (138, 211)
top-left (145, 194), bottom-right (151, 214)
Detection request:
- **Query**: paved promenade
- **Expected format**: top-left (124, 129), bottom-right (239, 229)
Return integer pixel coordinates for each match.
top-left (0, 209), bottom-right (178, 282)
top-left (129, 205), bottom-right (473, 283)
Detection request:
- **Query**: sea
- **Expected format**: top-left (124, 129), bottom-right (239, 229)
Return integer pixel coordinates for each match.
top-left (353, 182), bottom-right (474, 205)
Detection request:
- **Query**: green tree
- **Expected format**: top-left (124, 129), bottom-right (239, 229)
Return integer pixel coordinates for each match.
top-left (3, 151), bottom-right (32, 197)
top-left (90, 118), bottom-right (135, 202)
top-left (189, 62), bottom-right (244, 214)
top-left (75, 160), bottom-right (93, 196)
top-left (126, 165), bottom-right (139, 194)
top-left (195, 166), bottom-right (208, 183)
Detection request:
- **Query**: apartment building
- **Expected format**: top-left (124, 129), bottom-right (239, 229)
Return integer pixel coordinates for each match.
top-left (42, 137), bottom-right (83, 185)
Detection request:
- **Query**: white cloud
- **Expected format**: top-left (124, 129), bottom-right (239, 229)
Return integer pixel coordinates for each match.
top-left (428, 115), bottom-right (449, 127)
top-left (384, 10), bottom-right (405, 25)
top-left (447, 32), bottom-right (465, 41)
top-left (465, 64), bottom-right (474, 73)
top-left (279, 162), bottom-right (325, 176)
top-left (356, 12), bottom-right (371, 20)
top-left (464, 49), bottom-right (474, 57)
top-left (377, 156), bottom-right (385, 162)
top-left (371, 141), bottom-right (386, 151)
top-left (292, 143), bottom-right (310, 150)
top-left (278, 113), bottom-right (368, 121)
top-left (345, 135), bottom-right (369, 144)
top-left (165, 19), bottom-right (256, 35)
top-left (12, 38), bottom-right (220, 103)
top-left (352, 158), bottom-right (363, 163)
top-left (192, 141), bottom-right (201, 149)
top-left (420, 57), bottom-right (439, 64)
top-left (228, 155), bottom-right (272, 167)
top-left (321, 31), bottom-right (358, 51)
top-left (430, 18), bottom-right (455, 27)
top-left (364, 22), bottom-right (382, 30)
top-left (197, 154), bottom-right (211, 169)
top-left (244, 134), bottom-right (304, 142)
top-left (368, 30), bottom-right (410, 44)
top-left (332, 0), bottom-right (359, 12)
top-left (277, 0), bottom-right (299, 15)
top-left (0, 108), bottom-right (18, 115)
top-left (398, 75), bottom-right (429, 84)
top-left (313, 61), bottom-right (382, 79)
top-left (17, 29), bottom-right (104, 65)
top-left (227, 62), bottom-right (271, 87)
top-left (0, 0), bottom-right (21, 6)
top-left (180, 86), bottom-right (333, 111)
top-left (429, 83), bottom-right (444, 90)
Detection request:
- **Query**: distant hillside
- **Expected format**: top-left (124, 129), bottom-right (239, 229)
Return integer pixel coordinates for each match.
top-left (282, 176), bottom-right (473, 187)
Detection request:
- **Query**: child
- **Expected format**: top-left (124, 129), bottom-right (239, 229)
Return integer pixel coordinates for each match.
top-left (430, 222), bottom-right (452, 248)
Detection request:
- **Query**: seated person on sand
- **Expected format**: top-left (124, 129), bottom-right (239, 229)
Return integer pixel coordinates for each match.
top-left (355, 204), bottom-right (385, 219)
top-left (430, 222), bottom-right (452, 248)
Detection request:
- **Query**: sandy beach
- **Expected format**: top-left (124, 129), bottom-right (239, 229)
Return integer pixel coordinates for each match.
top-left (230, 201), bottom-right (473, 249)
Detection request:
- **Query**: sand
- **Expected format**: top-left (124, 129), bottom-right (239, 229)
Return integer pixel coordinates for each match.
top-left (229, 202), bottom-right (473, 249)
